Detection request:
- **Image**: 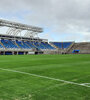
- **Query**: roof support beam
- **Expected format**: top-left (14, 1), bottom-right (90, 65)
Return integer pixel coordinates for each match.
top-left (0, 19), bottom-right (43, 33)
top-left (24, 31), bottom-right (39, 38)
top-left (6, 28), bottom-right (22, 36)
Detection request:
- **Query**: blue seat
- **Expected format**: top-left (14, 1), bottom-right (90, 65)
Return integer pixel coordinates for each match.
top-left (0, 43), bottom-right (4, 48)
top-left (42, 42), bottom-right (55, 49)
top-left (51, 42), bottom-right (72, 49)
top-left (1, 39), bottom-right (18, 49)
top-left (16, 40), bottom-right (31, 49)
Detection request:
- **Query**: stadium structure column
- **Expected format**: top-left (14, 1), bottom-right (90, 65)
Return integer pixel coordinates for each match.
top-left (3, 51), bottom-right (5, 55)
top-left (12, 51), bottom-right (14, 55)
top-left (24, 52), bottom-right (25, 55)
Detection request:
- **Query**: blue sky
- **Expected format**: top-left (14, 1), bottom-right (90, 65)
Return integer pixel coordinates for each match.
top-left (0, 0), bottom-right (90, 42)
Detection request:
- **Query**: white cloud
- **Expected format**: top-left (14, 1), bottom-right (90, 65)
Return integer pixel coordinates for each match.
top-left (0, 0), bottom-right (90, 42)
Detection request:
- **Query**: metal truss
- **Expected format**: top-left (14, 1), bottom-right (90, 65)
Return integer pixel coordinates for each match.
top-left (6, 28), bottom-right (22, 36)
top-left (24, 31), bottom-right (39, 38)
top-left (0, 19), bottom-right (43, 37)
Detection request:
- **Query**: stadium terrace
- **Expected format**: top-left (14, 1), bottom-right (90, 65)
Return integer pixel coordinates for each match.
top-left (0, 19), bottom-right (90, 55)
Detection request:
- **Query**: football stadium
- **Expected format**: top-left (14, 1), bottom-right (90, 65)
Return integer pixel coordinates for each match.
top-left (0, 19), bottom-right (90, 55)
top-left (0, 19), bottom-right (90, 100)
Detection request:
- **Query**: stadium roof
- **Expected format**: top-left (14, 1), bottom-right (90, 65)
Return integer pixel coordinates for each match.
top-left (0, 19), bottom-right (43, 37)
top-left (0, 19), bottom-right (43, 33)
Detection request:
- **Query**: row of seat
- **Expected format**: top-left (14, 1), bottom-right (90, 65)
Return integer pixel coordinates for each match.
top-left (0, 39), bottom-right (55, 50)
top-left (51, 42), bottom-right (72, 49)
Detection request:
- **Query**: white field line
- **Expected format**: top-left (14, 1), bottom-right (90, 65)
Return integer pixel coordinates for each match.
top-left (80, 83), bottom-right (90, 86)
top-left (0, 68), bottom-right (90, 88)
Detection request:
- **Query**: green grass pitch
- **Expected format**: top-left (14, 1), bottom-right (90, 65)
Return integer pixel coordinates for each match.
top-left (0, 54), bottom-right (90, 100)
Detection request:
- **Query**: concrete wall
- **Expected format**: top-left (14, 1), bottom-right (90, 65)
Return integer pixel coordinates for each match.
top-left (67, 42), bottom-right (90, 54)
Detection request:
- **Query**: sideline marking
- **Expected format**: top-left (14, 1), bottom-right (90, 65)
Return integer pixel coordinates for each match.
top-left (0, 68), bottom-right (90, 88)
top-left (80, 83), bottom-right (90, 86)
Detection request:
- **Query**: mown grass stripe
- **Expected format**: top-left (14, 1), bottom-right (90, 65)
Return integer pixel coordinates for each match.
top-left (0, 67), bottom-right (90, 88)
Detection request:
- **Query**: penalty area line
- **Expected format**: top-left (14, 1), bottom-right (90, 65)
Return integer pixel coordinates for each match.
top-left (0, 67), bottom-right (90, 88)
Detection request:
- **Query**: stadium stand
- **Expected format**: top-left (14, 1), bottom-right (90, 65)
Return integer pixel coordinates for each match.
top-left (50, 42), bottom-right (73, 49)
top-left (1, 19), bottom-right (90, 55)
top-left (67, 42), bottom-right (90, 54)
top-left (0, 35), bottom-right (56, 55)
top-left (1, 39), bottom-right (18, 49)
top-left (0, 19), bottom-right (57, 55)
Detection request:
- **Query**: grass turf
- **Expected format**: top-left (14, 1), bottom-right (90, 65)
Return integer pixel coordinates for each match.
top-left (0, 54), bottom-right (90, 100)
